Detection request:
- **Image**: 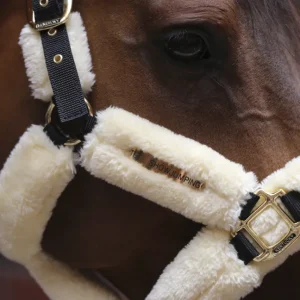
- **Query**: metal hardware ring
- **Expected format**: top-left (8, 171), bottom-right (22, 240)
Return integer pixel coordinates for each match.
top-left (45, 98), bottom-right (93, 147)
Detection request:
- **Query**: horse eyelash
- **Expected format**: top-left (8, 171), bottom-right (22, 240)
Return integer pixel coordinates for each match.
top-left (164, 29), bottom-right (191, 43)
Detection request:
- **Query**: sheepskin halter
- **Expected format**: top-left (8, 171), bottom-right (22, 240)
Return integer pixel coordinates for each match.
top-left (1, 1), bottom-right (300, 299)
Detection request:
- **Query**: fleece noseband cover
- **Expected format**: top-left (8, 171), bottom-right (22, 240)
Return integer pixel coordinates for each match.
top-left (1, 10), bottom-right (300, 300)
top-left (81, 107), bottom-right (257, 231)
top-left (81, 108), bottom-right (300, 300)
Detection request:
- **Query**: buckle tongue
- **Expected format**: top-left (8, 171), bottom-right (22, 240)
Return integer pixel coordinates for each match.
top-left (27, 0), bottom-right (73, 31)
top-left (232, 189), bottom-right (300, 262)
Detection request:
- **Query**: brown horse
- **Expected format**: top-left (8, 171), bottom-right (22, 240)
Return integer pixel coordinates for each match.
top-left (1, 0), bottom-right (300, 299)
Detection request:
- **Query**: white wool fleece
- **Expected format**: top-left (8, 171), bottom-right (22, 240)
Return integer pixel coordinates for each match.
top-left (19, 12), bottom-right (95, 101)
top-left (0, 125), bottom-right (75, 264)
top-left (81, 107), bottom-right (258, 230)
top-left (0, 126), bottom-right (116, 300)
top-left (16, 7), bottom-right (300, 299)
top-left (146, 157), bottom-right (300, 300)
top-left (81, 107), bottom-right (300, 299)
top-left (13, 12), bottom-right (117, 299)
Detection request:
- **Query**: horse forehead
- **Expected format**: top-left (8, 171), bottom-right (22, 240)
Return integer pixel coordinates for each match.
top-left (146, 0), bottom-right (237, 24)
top-left (147, 0), bottom-right (235, 12)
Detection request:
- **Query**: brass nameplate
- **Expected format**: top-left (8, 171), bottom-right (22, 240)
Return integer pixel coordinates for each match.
top-left (35, 18), bottom-right (61, 30)
top-left (273, 233), bottom-right (296, 254)
top-left (131, 149), bottom-right (204, 190)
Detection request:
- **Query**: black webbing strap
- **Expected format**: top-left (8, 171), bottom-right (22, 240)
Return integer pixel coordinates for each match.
top-left (44, 114), bottom-right (97, 146)
top-left (239, 193), bottom-right (260, 221)
top-left (33, 0), bottom-right (63, 22)
top-left (40, 23), bottom-right (89, 125)
top-left (32, 0), bottom-right (95, 146)
top-left (231, 232), bottom-right (260, 265)
top-left (44, 123), bottom-right (68, 146)
top-left (281, 191), bottom-right (300, 222)
top-left (231, 190), bottom-right (300, 265)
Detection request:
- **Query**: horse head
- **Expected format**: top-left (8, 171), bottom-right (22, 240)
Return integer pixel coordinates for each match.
top-left (1, 1), bottom-right (300, 299)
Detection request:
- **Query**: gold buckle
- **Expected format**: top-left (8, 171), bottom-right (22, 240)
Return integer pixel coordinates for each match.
top-left (45, 98), bottom-right (93, 147)
top-left (27, 0), bottom-right (73, 31)
top-left (232, 189), bottom-right (300, 262)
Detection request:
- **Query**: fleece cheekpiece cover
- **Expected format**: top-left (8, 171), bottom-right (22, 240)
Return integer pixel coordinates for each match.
top-left (0, 13), bottom-right (116, 300)
top-left (1, 10), bottom-right (300, 300)
top-left (0, 126), bottom-right (117, 300)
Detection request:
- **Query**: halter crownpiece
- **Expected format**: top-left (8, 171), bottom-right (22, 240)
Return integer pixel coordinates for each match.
top-left (0, 0), bottom-right (300, 299)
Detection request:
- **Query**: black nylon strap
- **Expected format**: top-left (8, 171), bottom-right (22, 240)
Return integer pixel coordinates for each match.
top-left (40, 24), bottom-right (89, 124)
top-left (281, 191), bottom-right (300, 222)
top-left (44, 123), bottom-right (69, 146)
top-left (232, 190), bottom-right (300, 265)
top-left (239, 193), bottom-right (260, 221)
top-left (231, 232), bottom-right (260, 265)
top-left (33, 0), bottom-right (63, 22)
top-left (32, 0), bottom-right (95, 146)
top-left (44, 115), bottom-right (97, 147)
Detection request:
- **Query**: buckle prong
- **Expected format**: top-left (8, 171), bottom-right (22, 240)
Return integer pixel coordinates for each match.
top-left (232, 189), bottom-right (300, 262)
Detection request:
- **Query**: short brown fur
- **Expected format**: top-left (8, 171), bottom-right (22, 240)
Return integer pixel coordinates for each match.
top-left (1, 0), bottom-right (300, 299)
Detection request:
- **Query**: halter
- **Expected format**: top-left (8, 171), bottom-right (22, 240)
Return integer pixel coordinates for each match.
top-left (0, 1), bottom-right (300, 299)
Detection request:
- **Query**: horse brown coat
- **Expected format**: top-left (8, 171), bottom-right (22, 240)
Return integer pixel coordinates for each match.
top-left (1, 0), bottom-right (300, 299)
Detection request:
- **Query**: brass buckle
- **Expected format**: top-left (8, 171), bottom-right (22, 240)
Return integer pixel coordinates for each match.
top-left (27, 0), bottom-right (73, 31)
top-left (232, 189), bottom-right (300, 262)
top-left (46, 98), bottom-right (93, 147)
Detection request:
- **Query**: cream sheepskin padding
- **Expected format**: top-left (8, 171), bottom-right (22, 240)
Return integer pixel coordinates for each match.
top-left (19, 12), bottom-right (95, 102)
top-left (2, 109), bottom-right (300, 300)
top-left (81, 108), bottom-right (300, 299)
top-left (0, 126), bottom-right (116, 300)
top-left (0, 126), bottom-right (75, 263)
top-left (13, 12), bottom-right (116, 299)
top-left (146, 157), bottom-right (300, 300)
top-left (15, 8), bottom-right (300, 299)
top-left (28, 252), bottom-right (117, 300)
top-left (81, 107), bottom-right (258, 230)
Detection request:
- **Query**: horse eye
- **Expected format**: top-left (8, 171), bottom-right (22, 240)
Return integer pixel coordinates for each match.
top-left (164, 29), bottom-right (210, 62)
